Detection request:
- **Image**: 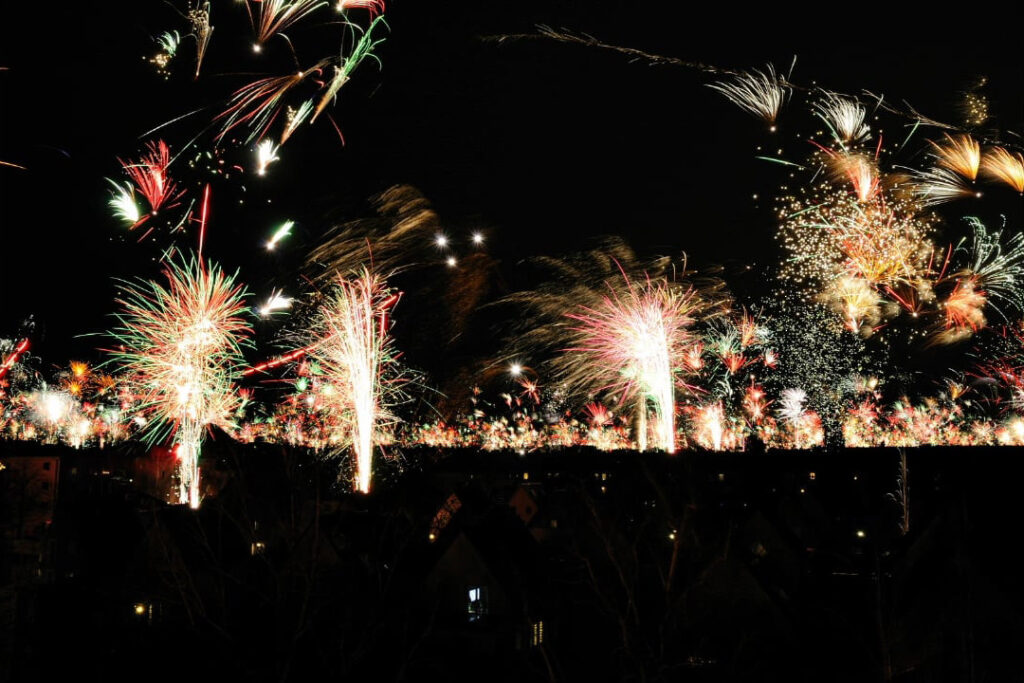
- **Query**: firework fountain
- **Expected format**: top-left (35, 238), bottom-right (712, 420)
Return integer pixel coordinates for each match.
top-left (307, 268), bottom-right (408, 493)
top-left (108, 256), bottom-right (251, 508)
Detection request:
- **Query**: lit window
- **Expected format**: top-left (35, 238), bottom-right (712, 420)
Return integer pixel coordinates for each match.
top-left (531, 620), bottom-right (544, 646)
top-left (251, 541), bottom-right (266, 556)
top-left (467, 586), bottom-right (489, 622)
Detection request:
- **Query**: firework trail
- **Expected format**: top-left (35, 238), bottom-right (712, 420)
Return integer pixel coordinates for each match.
top-left (281, 100), bottom-right (314, 144)
top-left (911, 166), bottom-right (980, 206)
top-left (337, 0), bottom-right (385, 15)
top-left (930, 133), bottom-right (981, 181)
top-left (187, 2), bottom-right (213, 79)
top-left (307, 185), bottom-right (443, 278)
top-left (563, 272), bottom-right (705, 453)
top-left (216, 64), bottom-right (325, 143)
top-left (813, 92), bottom-right (870, 145)
top-left (983, 147), bottom-right (1024, 193)
top-left (311, 14), bottom-right (387, 123)
top-left (258, 289), bottom-right (293, 316)
top-left (255, 139), bottom-right (280, 175)
top-left (307, 268), bottom-right (409, 493)
top-left (106, 180), bottom-right (142, 226)
top-left (0, 339), bottom-right (29, 382)
top-left (107, 255), bottom-right (251, 508)
top-left (266, 220), bottom-right (295, 250)
top-left (249, 0), bottom-right (327, 51)
top-left (707, 65), bottom-right (789, 130)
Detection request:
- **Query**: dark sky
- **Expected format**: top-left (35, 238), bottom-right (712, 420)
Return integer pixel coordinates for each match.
top-left (1, 2), bottom-right (1022, 363)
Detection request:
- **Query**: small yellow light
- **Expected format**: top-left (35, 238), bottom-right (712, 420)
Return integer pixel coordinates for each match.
top-left (134, 603), bottom-right (146, 615)
top-left (856, 530), bottom-right (866, 539)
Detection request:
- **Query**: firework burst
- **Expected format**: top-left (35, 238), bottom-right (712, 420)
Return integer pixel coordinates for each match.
top-left (337, 0), bottom-right (385, 15)
top-left (930, 133), bottom-right (981, 181)
top-left (707, 65), bottom-right (789, 131)
top-left (311, 15), bottom-right (387, 123)
top-left (107, 180), bottom-right (142, 226)
top-left (249, 0), bottom-right (327, 50)
top-left (813, 92), bottom-right (870, 145)
top-left (911, 166), bottom-right (980, 206)
top-left (187, 2), bottom-right (213, 79)
top-left (107, 256), bottom-right (252, 508)
top-left (982, 146), bottom-right (1024, 193)
top-left (216, 64), bottom-right (325, 144)
top-left (562, 273), bottom-right (704, 453)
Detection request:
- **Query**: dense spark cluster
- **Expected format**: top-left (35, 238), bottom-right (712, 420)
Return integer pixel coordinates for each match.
top-left (107, 256), bottom-right (251, 507)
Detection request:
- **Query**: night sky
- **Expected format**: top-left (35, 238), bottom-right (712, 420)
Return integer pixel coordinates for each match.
top-left (1, 3), bottom-right (1021, 365)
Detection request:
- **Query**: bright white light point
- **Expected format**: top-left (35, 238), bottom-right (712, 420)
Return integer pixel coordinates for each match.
top-left (472, 232), bottom-right (484, 245)
top-left (253, 44), bottom-right (262, 53)
top-left (255, 140), bottom-right (279, 176)
top-left (509, 363), bottom-right (522, 376)
top-left (434, 234), bottom-right (449, 248)
top-left (445, 256), bottom-right (457, 267)
top-left (856, 530), bottom-right (866, 538)
top-left (258, 289), bottom-right (293, 316)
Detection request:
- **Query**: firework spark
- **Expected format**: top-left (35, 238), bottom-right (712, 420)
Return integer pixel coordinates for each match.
top-left (707, 65), bottom-right (789, 130)
top-left (982, 146), bottom-right (1024, 193)
top-left (337, 0), bottom-right (385, 15)
top-left (108, 256), bottom-right (251, 508)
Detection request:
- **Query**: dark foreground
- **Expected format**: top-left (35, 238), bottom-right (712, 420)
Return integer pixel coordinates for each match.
top-left (2, 440), bottom-right (1022, 682)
